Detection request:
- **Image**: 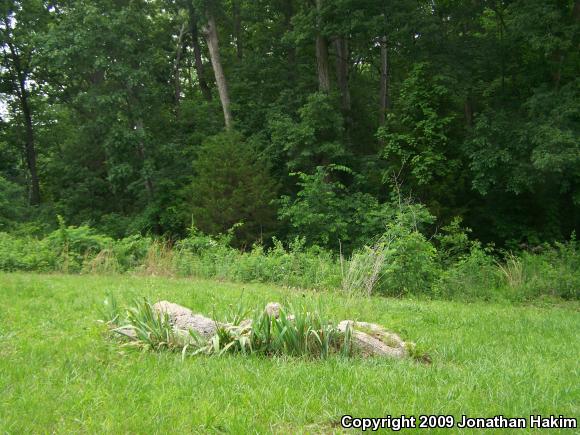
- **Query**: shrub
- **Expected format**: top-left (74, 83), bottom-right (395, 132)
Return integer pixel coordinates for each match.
top-left (502, 237), bottom-right (580, 300)
top-left (187, 131), bottom-right (279, 248)
top-left (0, 233), bottom-right (55, 271)
top-left (435, 217), bottom-right (475, 266)
top-left (44, 218), bottom-right (114, 272)
top-left (434, 244), bottom-right (502, 300)
top-left (376, 223), bottom-right (439, 296)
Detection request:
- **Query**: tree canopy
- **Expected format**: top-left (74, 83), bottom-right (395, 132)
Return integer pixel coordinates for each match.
top-left (0, 0), bottom-right (578, 249)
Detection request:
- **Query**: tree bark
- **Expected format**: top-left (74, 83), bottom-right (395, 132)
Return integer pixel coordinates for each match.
top-left (464, 96), bottom-right (473, 127)
top-left (204, 13), bottom-right (233, 130)
top-left (334, 36), bottom-right (350, 112)
top-left (187, 2), bottom-right (212, 102)
top-left (174, 22), bottom-right (187, 110)
top-left (315, 0), bottom-right (330, 92)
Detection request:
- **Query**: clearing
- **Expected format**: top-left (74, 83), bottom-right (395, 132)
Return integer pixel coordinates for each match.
top-left (0, 273), bottom-right (578, 433)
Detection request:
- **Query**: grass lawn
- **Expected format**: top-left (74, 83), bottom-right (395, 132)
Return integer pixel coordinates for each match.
top-left (0, 273), bottom-right (578, 433)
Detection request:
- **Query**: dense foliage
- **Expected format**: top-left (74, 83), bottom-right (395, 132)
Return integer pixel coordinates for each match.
top-left (0, 220), bottom-right (578, 301)
top-left (0, 0), bottom-right (578, 253)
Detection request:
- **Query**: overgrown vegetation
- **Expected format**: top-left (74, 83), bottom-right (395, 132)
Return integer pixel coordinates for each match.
top-left (1, 213), bottom-right (578, 301)
top-left (1, 0), bottom-right (578, 252)
top-left (104, 298), bottom-right (353, 359)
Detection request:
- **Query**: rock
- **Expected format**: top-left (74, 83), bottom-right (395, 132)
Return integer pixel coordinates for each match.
top-left (153, 301), bottom-right (218, 338)
top-left (264, 302), bottom-right (282, 318)
top-left (337, 320), bottom-right (408, 359)
top-left (264, 302), bottom-right (296, 321)
top-left (137, 301), bottom-right (412, 360)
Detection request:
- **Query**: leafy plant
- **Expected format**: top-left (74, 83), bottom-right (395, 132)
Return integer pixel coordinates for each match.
top-left (103, 299), bottom-right (352, 359)
top-left (114, 299), bottom-right (186, 351)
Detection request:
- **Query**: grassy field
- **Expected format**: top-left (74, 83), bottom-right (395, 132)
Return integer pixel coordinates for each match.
top-left (0, 273), bottom-right (578, 433)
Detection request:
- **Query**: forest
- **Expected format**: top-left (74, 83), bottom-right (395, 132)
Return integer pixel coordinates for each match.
top-left (0, 0), bottom-right (579, 286)
top-left (1, 2), bottom-right (579, 432)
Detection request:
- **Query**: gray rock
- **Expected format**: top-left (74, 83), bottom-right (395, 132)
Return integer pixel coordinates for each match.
top-left (337, 320), bottom-right (408, 359)
top-left (264, 302), bottom-right (282, 318)
top-left (153, 301), bottom-right (218, 338)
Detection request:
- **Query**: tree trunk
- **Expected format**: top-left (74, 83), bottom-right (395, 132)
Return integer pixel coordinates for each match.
top-left (464, 96), bottom-right (473, 127)
top-left (233, 0), bottom-right (242, 60)
top-left (187, 2), bottom-right (212, 102)
top-left (334, 36), bottom-right (350, 112)
top-left (8, 43), bottom-right (40, 205)
top-left (315, 0), bottom-right (330, 93)
top-left (174, 22), bottom-right (187, 111)
top-left (19, 87), bottom-right (41, 205)
top-left (204, 13), bottom-right (233, 129)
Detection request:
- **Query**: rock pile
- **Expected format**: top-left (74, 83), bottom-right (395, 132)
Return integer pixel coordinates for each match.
top-left (143, 300), bottom-right (411, 359)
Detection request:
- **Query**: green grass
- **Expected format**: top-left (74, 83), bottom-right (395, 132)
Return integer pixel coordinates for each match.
top-left (0, 273), bottom-right (578, 433)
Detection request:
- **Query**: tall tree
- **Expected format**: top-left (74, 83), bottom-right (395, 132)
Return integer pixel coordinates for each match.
top-left (0, 0), bottom-right (47, 205)
top-left (315, 0), bottom-right (330, 92)
top-left (186, 1), bottom-right (212, 102)
top-left (202, 3), bottom-right (233, 129)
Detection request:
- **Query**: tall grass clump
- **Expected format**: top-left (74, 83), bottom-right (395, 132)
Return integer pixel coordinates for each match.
top-left (342, 239), bottom-right (390, 297)
top-left (138, 240), bottom-right (175, 277)
top-left (496, 253), bottom-right (525, 289)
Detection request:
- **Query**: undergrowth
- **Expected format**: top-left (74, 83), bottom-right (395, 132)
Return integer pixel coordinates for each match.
top-left (0, 220), bottom-right (578, 302)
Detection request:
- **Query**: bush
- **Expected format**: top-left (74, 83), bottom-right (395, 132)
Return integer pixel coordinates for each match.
top-left (44, 219), bottom-right (115, 272)
top-left (434, 244), bottom-right (502, 300)
top-left (505, 238), bottom-right (579, 300)
top-left (376, 223), bottom-right (439, 296)
top-left (187, 131), bottom-right (279, 248)
top-left (0, 233), bottom-right (55, 271)
top-left (175, 230), bottom-right (340, 290)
